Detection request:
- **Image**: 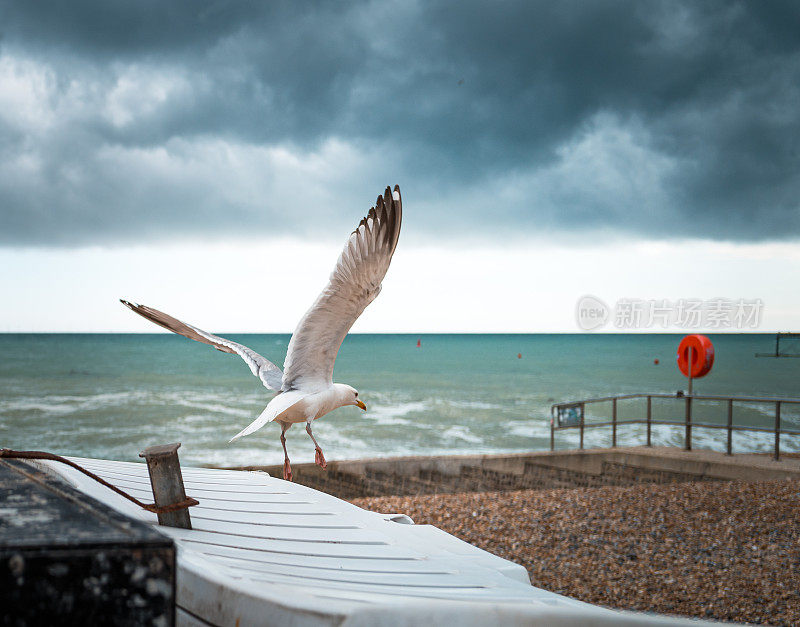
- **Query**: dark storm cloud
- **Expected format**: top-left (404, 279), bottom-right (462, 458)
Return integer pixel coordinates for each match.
top-left (0, 0), bottom-right (799, 245)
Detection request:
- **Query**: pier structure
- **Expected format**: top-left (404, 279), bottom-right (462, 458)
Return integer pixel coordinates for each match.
top-left (755, 332), bottom-right (800, 358)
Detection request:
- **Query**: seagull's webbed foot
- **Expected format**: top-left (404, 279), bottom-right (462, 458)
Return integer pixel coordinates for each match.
top-left (283, 458), bottom-right (293, 482)
top-left (306, 422), bottom-right (327, 471)
top-left (279, 422), bottom-right (293, 481)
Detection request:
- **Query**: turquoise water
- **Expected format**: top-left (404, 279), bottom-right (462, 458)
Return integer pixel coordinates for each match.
top-left (1, 333), bottom-right (798, 466)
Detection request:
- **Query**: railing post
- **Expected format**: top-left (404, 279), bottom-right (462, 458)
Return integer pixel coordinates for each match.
top-left (646, 396), bottom-right (652, 447)
top-left (726, 399), bottom-right (733, 455)
top-left (774, 401), bottom-right (781, 461)
top-left (612, 398), bottom-right (617, 447)
top-left (684, 396), bottom-right (692, 451)
top-left (550, 408), bottom-right (555, 451)
top-left (579, 409), bottom-right (584, 450)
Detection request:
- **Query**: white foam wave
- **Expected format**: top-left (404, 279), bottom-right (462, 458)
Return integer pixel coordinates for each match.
top-left (446, 400), bottom-right (504, 410)
top-left (173, 399), bottom-right (254, 418)
top-left (0, 391), bottom-right (150, 417)
top-left (441, 425), bottom-right (482, 444)
top-left (177, 414), bottom-right (219, 425)
top-left (507, 421), bottom-right (550, 438)
top-left (363, 401), bottom-right (427, 426)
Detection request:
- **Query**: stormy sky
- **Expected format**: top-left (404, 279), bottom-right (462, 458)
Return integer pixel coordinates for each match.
top-left (2, 1), bottom-right (800, 332)
top-left (2, 0), bottom-right (799, 247)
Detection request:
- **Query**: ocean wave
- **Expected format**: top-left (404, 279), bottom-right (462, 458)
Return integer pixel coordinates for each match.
top-left (173, 399), bottom-right (255, 418)
top-left (0, 391), bottom-right (150, 417)
top-left (177, 413), bottom-right (219, 425)
top-left (507, 421), bottom-right (550, 438)
top-left (441, 425), bottom-right (482, 444)
top-left (362, 401), bottom-right (427, 426)
top-left (445, 400), bottom-right (504, 410)
top-left (0, 388), bottom-right (272, 422)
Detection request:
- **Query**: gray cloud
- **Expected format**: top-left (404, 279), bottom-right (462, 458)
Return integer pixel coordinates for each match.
top-left (0, 0), bottom-right (799, 246)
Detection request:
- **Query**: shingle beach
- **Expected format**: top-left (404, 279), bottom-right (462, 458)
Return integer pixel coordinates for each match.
top-left (352, 479), bottom-right (800, 625)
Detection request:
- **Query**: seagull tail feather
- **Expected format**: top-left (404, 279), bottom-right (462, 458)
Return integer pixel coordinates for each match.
top-left (229, 405), bottom-right (276, 443)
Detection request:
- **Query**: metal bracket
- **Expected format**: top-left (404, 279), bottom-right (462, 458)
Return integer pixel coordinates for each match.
top-left (139, 443), bottom-right (194, 529)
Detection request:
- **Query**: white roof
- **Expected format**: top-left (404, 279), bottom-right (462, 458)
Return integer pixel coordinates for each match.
top-left (40, 458), bottom-right (706, 626)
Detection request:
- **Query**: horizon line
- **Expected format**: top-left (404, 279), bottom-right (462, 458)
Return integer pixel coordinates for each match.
top-left (0, 330), bottom-right (790, 335)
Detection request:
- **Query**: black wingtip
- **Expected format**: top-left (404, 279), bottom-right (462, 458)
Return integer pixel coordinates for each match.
top-left (353, 185), bottom-right (401, 236)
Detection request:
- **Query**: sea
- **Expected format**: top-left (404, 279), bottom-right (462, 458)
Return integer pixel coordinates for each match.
top-left (1, 333), bottom-right (799, 467)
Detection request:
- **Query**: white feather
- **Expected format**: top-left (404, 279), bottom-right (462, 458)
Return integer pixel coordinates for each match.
top-left (228, 391), bottom-right (307, 442)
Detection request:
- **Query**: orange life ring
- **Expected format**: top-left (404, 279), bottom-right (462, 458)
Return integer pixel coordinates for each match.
top-left (676, 334), bottom-right (714, 378)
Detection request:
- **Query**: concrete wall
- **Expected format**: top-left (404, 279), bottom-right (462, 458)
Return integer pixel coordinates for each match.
top-left (224, 447), bottom-right (800, 499)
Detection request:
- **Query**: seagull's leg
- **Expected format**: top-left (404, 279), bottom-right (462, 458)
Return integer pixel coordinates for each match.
top-left (306, 421), bottom-right (327, 470)
top-left (279, 421), bottom-right (293, 481)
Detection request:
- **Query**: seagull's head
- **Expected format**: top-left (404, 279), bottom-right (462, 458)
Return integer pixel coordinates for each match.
top-left (334, 383), bottom-right (367, 411)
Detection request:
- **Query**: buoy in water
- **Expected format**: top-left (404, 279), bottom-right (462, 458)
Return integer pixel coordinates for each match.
top-left (517, 353), bottom-right (522, 359)
top-left (416, 339), bottom-right (421, 348)
top-left (654, 358), bottom-right (659, 365)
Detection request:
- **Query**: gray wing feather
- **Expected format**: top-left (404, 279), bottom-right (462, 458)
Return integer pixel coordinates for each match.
top-left (120, 300), bottom-right (284, 391)
top-left (281, 185), bottom-right (402, 391)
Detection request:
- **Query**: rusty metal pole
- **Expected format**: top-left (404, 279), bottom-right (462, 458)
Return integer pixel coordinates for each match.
top-left (646, 395), bottom-right (652, 447)
top-left (612, 398), bottom-right (617, 448)
top-left (726, 399), bottom-right (733, 455)
top-left (579, 409), bottom-right (584, 450)
top-left (550, 408), bottom-right (555, 451)
top-left (685, 396), bottom-right (692, 452)
top-left (774, 402), bottom-right (781, 461)
top-left (140, 443), bottom-right (193, 529)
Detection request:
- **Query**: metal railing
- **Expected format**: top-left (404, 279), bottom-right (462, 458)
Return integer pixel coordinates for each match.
top-left (550, 393), bottom-right (800, 460)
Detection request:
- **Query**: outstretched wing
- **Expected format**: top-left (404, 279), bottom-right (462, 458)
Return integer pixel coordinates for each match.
top-left (120, 300), bottom-right (283, 390)
top-left (281, 185), bottom-right (402, 392)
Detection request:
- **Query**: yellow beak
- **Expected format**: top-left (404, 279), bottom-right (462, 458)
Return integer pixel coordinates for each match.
top-left (355, 399), bottom-right (367, 411)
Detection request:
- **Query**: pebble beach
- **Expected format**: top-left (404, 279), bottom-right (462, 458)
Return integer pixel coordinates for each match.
top-left (352, 479), bottom-right (800, 625)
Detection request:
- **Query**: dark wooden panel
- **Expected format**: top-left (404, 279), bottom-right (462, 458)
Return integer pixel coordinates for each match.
top-left (0, 459), bottom-right (175, 626)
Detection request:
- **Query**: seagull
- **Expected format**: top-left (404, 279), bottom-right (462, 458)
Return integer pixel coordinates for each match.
top-left (121, 185), bottom-right (402, 481)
